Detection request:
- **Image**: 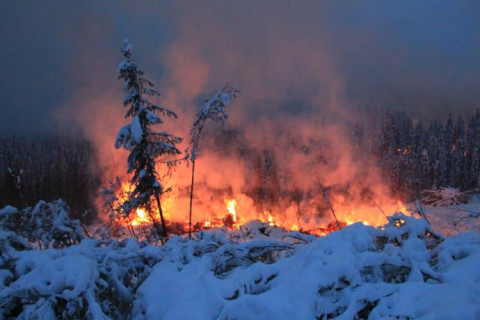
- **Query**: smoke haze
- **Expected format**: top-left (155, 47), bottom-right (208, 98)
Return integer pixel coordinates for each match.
top-left (1, 1), bottom-right (480, 226)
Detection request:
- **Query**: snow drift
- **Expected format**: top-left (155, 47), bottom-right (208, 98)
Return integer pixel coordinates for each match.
top-left (1, 203), bottom-right (480, 319)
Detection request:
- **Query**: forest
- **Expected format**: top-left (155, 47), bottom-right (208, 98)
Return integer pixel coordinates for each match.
top-left (0, 135), bottom-right (101, 221)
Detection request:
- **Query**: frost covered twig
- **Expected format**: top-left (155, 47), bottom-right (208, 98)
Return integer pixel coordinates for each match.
top-left (188, 86), bottom-right (239, 238)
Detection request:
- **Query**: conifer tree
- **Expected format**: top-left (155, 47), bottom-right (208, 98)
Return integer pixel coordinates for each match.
top-left (115, 40), bottom-right (183, 238)
top-left (452, 115), bottom-right (466, 187)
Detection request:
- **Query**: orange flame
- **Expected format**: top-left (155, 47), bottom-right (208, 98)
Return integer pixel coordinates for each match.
top-left (114, 179), bottom-right (400, 238)
top-left (225, 199), bottom-right (237, 222)
top-left (397, 200), bottom-right (407, 214)
top-left (130, 208), bottom-right (151, 226)
top-left (266, 211), bottom-right (275, 226)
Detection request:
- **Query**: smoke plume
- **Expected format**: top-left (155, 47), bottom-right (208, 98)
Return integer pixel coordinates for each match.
top-left (46, 1), bottom-right (480, 227)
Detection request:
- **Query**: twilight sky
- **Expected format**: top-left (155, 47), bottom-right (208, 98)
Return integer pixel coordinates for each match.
top-left (0, 1), bottom-right (479, 135)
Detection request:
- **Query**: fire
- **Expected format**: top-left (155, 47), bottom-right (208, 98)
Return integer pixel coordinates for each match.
top-left (225, 199), bottom-right (237, 222)
top-left (397, 148), bottom-right (411, 155)
top-left (345, 210), bottom-right (354, 226)
top-left (114, 179), bottom-right (404, 239)
top-left (265, 211), bottom-right (275, 226)
top-left (130, 208), bottom-right (151, 226)
top-left (397, 200), bottom-right (407, 214)
top-left (268, 215), bottom-right (274, 226)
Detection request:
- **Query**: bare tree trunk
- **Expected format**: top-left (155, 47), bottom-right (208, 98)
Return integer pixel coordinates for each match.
top-left (155, 193), bottom-right (168, 238)
top-left (188, 159), bottom-right (196, 239)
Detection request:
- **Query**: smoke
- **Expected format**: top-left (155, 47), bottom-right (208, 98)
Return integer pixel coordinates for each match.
top-left (27, 1), bottom-right (480, 226)
top-left (139, 1), bottom-right (394, 227)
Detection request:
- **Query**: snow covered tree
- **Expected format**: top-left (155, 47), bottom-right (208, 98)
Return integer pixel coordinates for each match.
top-left (188, 86), bottom-right (239, 237)
top-left (0, 200), bottom-right (84, 249)
top-left (115, 40), bottom-right (183, 238)
top-left (451, 115), bottom-right (466, 187)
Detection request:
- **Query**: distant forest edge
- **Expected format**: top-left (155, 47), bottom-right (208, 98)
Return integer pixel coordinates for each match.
top-left (374, 110), bottom-right (480, 198)
top-left (2, 110), bottom-right (480, 221)
top-left (0, 135), bottom-right (101, 221)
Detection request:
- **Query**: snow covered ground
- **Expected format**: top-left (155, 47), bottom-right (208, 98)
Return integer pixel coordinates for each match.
top-left (1, 202), bottom-right (479, 319)
top-left (421, 197), bottom-right (480, 237)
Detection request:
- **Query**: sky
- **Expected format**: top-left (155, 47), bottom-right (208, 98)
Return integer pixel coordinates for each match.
top-left (0, 1), bottom-right (479, 135)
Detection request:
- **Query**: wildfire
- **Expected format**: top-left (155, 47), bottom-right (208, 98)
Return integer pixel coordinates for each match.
top-left (115, 182), bottom-right (406, 239)
top-left (265, 211), bottom-right (275, 226)
top-left (397, 200), bottom-right (408, 214)
top-left (225, 199), bottom-right (237, 222)
top-left (130, 208), bottom-right (151, 226)
top-left (345, 210), bottom-right (355, 226)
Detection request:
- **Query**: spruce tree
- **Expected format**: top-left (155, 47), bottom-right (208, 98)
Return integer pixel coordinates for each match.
top-left (115, 40), bottom-right (183, 238)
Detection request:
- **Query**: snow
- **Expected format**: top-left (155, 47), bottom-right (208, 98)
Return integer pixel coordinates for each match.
top-left (220, 92), bottom-right (231, 106)
top-left (9, 255), bottom-right (98, 300)
top-left (115, 124), bottom-right (132, 149)
top-left (131, 115), bottom-right (143, 144)
top-left (0, 205), bottom-right (17, 215)
top-left (421, 197), bottom-right (480, 236)
top-left (131, 218), bottom-right (480, 320)
top-left (1, 202), bottom-right (480, 319)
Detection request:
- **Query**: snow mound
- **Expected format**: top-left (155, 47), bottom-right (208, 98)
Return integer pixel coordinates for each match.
top-left (133, 214), bottom-right (480, 320)
top-left (1, 213), bottom-right (479, 319)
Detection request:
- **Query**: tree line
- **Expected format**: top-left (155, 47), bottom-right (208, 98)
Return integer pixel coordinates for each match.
top-left (373, 110), bottom-right (480, 199)
top-left (0, 134), bottom-right (101, 221)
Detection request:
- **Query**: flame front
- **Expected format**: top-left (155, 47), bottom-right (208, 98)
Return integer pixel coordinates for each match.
top-left (115, 179), bottom-right (404, 237)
